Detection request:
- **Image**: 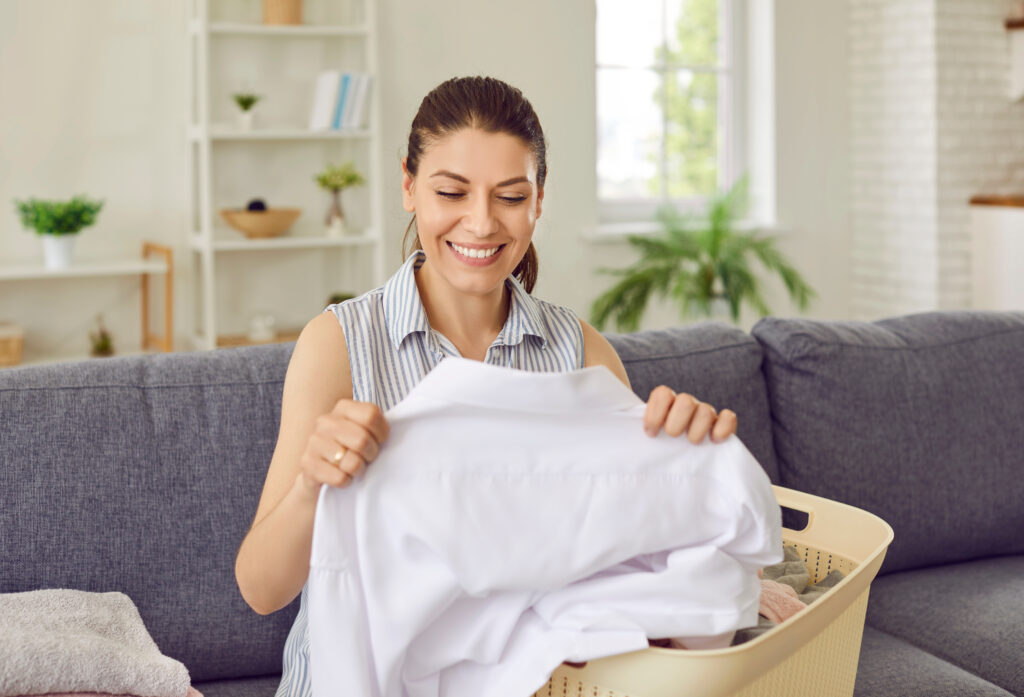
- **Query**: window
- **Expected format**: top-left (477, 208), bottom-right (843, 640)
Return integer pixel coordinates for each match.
top-left (596, 0), bottom-right (746, 224)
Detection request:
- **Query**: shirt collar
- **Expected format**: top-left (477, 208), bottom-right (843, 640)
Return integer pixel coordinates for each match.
top-left (383, 250), bottom-right (550, 351)
top-left (383, 251), bottom-right (432, 351)
top-left (408, 357), bottom-right (643, 414)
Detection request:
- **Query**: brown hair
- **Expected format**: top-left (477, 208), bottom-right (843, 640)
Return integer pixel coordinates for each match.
top-left (401, 76), bottom-right (547, 293)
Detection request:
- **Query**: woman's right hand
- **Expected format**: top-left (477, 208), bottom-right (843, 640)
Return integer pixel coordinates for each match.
top-left (297, 399), bottom-right (390, 498)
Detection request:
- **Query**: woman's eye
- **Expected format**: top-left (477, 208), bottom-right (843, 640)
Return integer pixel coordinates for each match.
top-left (500, 196), bottom-right (527, 204)
top-left (437, 191), bottom-right (463, 199)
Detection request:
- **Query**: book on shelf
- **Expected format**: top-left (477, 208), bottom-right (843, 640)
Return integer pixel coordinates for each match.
top-left (309, 70), bottom-right (341, 131)
top-left (309, 70), bottom-right (373, 132)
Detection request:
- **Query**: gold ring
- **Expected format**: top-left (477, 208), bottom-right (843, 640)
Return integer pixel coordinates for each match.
top-left (331, 449), bottom-right (344, 466)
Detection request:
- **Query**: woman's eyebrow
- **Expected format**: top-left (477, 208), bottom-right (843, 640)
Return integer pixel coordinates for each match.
top-left (429, 170), bottom-right (530, 187)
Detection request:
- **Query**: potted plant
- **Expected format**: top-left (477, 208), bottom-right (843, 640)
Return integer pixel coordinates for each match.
top-left (314, 161), bottom-right (365, 237)
top-left (590, 178), bottom-right (815, 331)
top-left (14, 195), bottom-right (105, 270)
top-left (232, 93), bottom-right (261, 131)
top-left (89, 314), bottom-right (114, 357)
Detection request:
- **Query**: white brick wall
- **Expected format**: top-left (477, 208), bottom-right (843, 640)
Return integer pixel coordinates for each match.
top-left (849, 0), bottom-right (1023, 319)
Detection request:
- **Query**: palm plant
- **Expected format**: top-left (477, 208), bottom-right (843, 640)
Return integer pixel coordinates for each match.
top-left (590, 178), bottom-right (814, 331)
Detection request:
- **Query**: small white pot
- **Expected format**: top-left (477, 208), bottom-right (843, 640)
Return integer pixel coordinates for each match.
top-left (237, 110), bottom-right (255, 131)
top-left (41, 234), bottom-right (77, 270)
top-left (326, 215), bottom-right (348, 238)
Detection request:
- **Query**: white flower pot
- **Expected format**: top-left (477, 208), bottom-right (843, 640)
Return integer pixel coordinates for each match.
top-left (237, 110), bottom-right (255, 131)
top-left (326, 215), bottom-right (348, 238)
top-left (41, 235), bottom-right (77, 270)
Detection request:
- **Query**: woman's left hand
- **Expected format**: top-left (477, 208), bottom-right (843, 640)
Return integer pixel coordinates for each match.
top-left (643, 385), bottom-right (737, 444)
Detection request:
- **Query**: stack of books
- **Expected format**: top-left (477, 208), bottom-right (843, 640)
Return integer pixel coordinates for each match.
top-left (309, 71), bottom-right (373, 132)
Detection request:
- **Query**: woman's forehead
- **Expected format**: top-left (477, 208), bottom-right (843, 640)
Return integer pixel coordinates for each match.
top-left (420, 128), bottom-right (537, 183)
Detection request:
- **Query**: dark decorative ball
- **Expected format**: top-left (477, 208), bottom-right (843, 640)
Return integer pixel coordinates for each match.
top-left (246, 198), bottom-right (267, 211)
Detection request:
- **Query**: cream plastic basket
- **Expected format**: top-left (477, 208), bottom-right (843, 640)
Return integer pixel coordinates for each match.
top-left (531, 485), bottom-right (894, 697)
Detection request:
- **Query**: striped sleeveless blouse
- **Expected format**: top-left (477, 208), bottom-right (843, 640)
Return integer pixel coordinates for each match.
top-left (274, 249), bottom-right (584, 696)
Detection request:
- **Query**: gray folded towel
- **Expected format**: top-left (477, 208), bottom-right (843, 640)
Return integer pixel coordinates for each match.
top-left (0, 589), bottom-right (190, 697)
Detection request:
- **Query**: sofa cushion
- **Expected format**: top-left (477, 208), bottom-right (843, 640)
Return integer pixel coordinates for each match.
top-left (752, 311), bottom-right (1024, 573)
top-left (854, 626), bottom-right (1013, 697)
top-left (606, 323), bottom-right (779, 483)
top-left (194, 675), bottom-right (282, 697)
top-left (0, 344), bottom-right (299, 682)
top-left (864, 556), bottom-right (1024, 696)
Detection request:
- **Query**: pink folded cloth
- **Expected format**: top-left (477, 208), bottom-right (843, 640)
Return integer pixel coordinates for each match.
top-left (14, 689), bottom-right (203, 697)
top-left (758, 578), bottom-right (806, 624)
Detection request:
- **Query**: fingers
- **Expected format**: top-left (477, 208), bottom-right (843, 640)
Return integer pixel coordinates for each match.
top-left (643, 386), bottom-right (677, 436)
top-left (302, 401), bottom-right (390, 490)
top-left (686, 402), bottom-right (717, 444)
top-left (711, 409), bottom-right (737, 443)
top-left (646, 386), bottom-right (737, 444)
top-left (663, 394), bottom-right (701, 439)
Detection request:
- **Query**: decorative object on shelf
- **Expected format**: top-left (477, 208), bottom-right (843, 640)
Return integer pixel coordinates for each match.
top-left (89, 314), bottom-right (115, 358)
top-left (326, 292), bottom-right (356, 306)
top-left (0, 322), bottom-right (25, 367)
top-left (590, 177), bottom-right (815, 330)
top-left (247, 312), bottom-right (277, 343)
top-left (219, 198), bottom-right (301, 238)
top-left (263, 0), bottom-right (302, 25)
top-left (232, 93), bottom-right (262, 131)
top-left (314, 161), bottom-right (365, 238)
top-left (14, 195), bottom-right (105, 270)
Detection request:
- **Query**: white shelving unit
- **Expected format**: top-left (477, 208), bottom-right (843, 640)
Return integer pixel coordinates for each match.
top-left (185, 0), bottom-right (383, 350)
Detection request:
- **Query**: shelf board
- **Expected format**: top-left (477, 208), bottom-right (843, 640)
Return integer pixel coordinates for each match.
top-left (0, 259), bottom-right (168, 281)
top-left (190, 21), bottom-right (369, 37)
top-left (188, 126), bottom-right (371, 142)
top-left (189, 233), bottom-right (377, 252)
top-left (216, 330), bottom-right (302, 348)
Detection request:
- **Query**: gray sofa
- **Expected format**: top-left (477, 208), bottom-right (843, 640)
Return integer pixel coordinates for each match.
top-left (1, 310), bottom-right (1022, 696)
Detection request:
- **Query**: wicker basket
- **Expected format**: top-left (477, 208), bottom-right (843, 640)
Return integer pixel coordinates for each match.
top-left (263, 0), bottom-right (302, 25)
top-left (0, 323), bottom-right (25, 367)
top-left (531, 486), bottom-right (894, 697)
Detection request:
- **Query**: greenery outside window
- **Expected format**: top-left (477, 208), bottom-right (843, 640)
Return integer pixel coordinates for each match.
top-left (596, 0), bottom-right (746, 225)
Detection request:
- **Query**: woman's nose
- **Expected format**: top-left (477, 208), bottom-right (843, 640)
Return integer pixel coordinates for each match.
top-left (461, 196), bottom-right (499, 237)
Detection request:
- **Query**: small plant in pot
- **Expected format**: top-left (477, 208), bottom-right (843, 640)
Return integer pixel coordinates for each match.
top-left (14, 195), bottom-right (105, 270)
top-left (314, 161), bottom-right (364, 237)
top-left (89, 314), bottom-right (115, 357)
top-left (232, 93), bottom-right (262, 131)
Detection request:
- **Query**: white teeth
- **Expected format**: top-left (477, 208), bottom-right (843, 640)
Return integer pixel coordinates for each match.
top-left (451, 243), bottom-right (499, 259)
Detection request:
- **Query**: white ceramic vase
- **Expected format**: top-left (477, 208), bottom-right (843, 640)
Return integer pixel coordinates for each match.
top-left (237, 110), bottom-right (254, 131)
top-left (41, 234), bottom-right (77, 270)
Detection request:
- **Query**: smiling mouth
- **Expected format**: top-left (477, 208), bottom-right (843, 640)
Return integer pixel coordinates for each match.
top-left (447, 242), bottom-right (506, 259)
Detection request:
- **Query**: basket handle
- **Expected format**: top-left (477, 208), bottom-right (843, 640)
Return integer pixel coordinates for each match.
top-left (773, 485), bottom-right (816, 533)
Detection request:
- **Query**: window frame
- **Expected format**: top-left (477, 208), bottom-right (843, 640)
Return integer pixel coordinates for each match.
top-left (595, 0), bottom-right (748, 226)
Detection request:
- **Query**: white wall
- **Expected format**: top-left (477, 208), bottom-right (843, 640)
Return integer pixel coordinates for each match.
top-left (0, 0), bottom-right (922, 363)
top-left (849, 0), bottom-right (1024, 319)
top-left (0, 1), bottom-right (186, 359)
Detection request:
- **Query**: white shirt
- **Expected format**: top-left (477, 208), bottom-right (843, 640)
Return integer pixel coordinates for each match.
top-left (308, 358), bottom-right (782, 697)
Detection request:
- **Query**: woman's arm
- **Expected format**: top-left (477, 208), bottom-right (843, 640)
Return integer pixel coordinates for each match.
top-left (579, 319), bottom-right (737, 443)
top-left (234, 311), bottom-right (388, 615)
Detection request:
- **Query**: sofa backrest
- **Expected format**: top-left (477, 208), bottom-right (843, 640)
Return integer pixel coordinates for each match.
top-left (606, 323), bottom-right (779, 483)
top-left (752, 311), bottom-right (1024, 574)
top-left (0, 344), bottom-right (299, 683)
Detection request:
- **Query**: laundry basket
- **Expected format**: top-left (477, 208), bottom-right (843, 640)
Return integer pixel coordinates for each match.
top-left (532, 485), bottom-right (894, 697)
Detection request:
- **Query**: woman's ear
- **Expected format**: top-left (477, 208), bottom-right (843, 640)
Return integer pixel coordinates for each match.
top-left (402, 158), bottom-right (415, 213)
top-left (534, 186), bottom-right (544, 220)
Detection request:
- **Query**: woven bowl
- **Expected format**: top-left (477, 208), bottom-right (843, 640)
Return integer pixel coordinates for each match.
top-left (220, 208), bottom-right (301, 238)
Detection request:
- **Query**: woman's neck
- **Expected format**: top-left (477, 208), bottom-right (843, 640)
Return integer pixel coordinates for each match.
top-left (414, 259), bottom-right (509, 361)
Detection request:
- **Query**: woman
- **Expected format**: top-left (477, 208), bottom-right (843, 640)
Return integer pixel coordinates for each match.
top-left (234, 76), bottom-right (738, 695)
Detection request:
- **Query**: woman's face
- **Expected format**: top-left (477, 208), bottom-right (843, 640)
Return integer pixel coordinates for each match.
top-left (402, 127), bottom-right (544, 297)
